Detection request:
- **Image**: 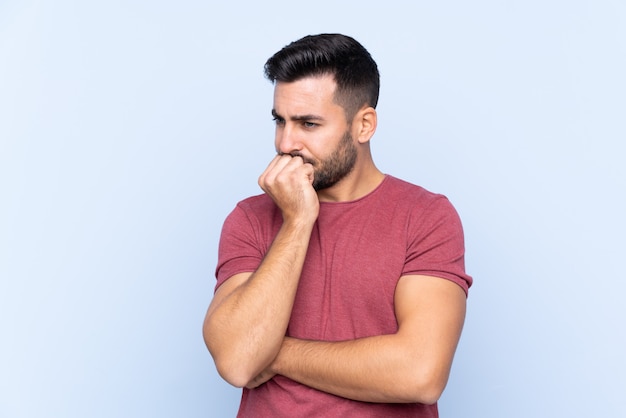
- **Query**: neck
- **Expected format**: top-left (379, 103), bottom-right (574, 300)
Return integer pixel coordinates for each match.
top-left (316, 161), bottom-right (385, 203)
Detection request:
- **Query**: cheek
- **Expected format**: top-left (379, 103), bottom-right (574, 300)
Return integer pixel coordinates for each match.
top-left (273, 129), bottom-right (283, 152)
top-left (306, 139), bottom-right (327, 160)
top-left (315, 128), bottom-right (343, 149)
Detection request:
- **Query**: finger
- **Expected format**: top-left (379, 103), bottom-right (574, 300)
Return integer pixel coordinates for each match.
top-left (260, 154), bottom-right (301, 187)
top-left (303, 162), bottom-right (315, 185)
top-left (259, 154), bottom-right (288, 187)
top-left (285, 157), bottom-right (314, 185)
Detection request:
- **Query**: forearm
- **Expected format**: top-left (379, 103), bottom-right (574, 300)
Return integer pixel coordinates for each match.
top-left (270, 335), bottom-right (441, 404)
top-left (204, 220), bottom-right (313, 387)
top-left (264, 276), bottom-right (466, 404)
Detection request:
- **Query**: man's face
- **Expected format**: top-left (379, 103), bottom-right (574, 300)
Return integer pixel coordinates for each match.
top-left (272, 75), bottom-right (357, 191)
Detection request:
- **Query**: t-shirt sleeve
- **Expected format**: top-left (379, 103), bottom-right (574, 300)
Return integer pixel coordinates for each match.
top-left (214, 203), bottom-right (264, 292)
top-left (403, 196), bottom-right (473, 295)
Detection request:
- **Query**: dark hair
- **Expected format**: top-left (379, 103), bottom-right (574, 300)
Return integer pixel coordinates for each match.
top-left (264, 34), bottom-right (380, 120)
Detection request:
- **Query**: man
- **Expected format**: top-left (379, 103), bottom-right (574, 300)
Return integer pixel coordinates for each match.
top-left (203, 33), bottom-right (472, 417)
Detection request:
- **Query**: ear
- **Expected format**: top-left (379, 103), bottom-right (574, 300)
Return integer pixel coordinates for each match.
top-left (353, 106), bottom-right (377, 144)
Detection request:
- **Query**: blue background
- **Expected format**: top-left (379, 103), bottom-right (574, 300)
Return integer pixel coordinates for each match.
top-left (1, 1), bottom-right (624, 417)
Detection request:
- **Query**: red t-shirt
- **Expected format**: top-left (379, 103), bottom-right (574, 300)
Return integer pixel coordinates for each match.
top-left (215, 175), bottom-right (472, 417)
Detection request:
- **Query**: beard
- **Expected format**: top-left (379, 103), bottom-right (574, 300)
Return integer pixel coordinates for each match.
top-left (290, 130), bottom-right (357, 191)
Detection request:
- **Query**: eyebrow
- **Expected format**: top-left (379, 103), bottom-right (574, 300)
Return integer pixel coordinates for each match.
top-left (271, 109), bottom-right (325, 122)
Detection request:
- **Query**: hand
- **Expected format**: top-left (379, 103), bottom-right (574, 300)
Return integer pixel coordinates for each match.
top-left (258, 154), bottom-right (319, 225)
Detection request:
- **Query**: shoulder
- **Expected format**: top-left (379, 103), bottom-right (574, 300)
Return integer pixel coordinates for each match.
top-left (380, 175), bottom-right (452, 211)
top-left (236, 193), bottom-right (275, 211)
top-left (228, 193), bottom-right (281, 221)
top-left (223, 193), bottom-right (282, 236)
top-left (378, 176), bottom-right (463, 237)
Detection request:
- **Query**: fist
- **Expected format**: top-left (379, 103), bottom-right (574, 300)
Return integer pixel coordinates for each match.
top-left (258, 154), bottom-right (319, 224)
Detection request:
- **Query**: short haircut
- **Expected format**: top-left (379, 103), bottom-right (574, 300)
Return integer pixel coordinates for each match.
top-left (264, 34), bottom-right (380, 120)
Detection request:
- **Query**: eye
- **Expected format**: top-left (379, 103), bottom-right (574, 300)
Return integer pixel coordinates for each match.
top-left (272, 116), bottom-right (285, 127)
top-left (303, 121), bottom-right (318, 128)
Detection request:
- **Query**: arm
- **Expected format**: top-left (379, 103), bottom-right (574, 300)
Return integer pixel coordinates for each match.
top-left (255, 275), bottom-right (466, 404)
top-left (203, 155), bottom-right (319, 388)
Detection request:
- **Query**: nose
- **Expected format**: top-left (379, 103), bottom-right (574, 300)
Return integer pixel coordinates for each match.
top-left (276, 124), bottom-right (303, 155)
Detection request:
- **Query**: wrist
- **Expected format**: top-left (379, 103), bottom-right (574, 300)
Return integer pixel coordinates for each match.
top-left (281, 215), bottom-right (317, 233)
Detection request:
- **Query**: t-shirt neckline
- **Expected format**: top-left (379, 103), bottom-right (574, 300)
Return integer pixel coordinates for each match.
top-left (319, 174), bottom-right (390, 207)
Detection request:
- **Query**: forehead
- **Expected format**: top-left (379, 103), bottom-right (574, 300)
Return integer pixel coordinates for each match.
top-left (273, 75), bottom-right (342, 115)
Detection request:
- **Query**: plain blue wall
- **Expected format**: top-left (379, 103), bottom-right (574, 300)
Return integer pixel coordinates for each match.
top-left (1, 1), bottom-right (624, 417)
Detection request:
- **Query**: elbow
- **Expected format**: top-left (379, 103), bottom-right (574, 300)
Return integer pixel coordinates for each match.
top-left (414, 383), bottom-right (445, 406)
top-left (400, 366), bottom-right (449, 405)
top-left (206, 341), bottom-right (257, 388)
top-left (203, 325), bottom-right (259, 388)
top-left (213, 358), bottom-right (256, 389)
